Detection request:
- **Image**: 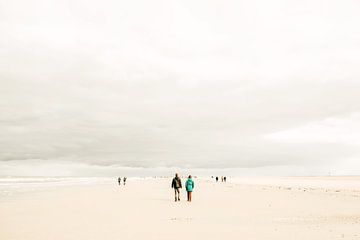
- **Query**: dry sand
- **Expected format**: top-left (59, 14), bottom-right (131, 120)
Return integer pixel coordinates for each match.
top-left (1, 177), bottom-right (360, 240)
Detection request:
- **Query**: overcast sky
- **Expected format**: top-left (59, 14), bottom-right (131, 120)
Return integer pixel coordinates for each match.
top-left (1, 0), bottom-right (360, 176)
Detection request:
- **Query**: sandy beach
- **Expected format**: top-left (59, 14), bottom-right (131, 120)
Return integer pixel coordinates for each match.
top-left (1, 177), bottom-right (360, 240)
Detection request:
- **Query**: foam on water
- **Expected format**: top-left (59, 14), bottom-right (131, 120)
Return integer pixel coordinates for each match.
top-left (0, 177), bottom-right (113, 198)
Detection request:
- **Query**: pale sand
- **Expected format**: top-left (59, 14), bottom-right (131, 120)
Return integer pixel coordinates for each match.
top-left (1, 177), bottom-right (360, 240)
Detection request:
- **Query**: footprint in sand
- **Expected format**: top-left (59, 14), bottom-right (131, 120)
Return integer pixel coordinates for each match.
top-left (170, 217), bottom-right (193, 221)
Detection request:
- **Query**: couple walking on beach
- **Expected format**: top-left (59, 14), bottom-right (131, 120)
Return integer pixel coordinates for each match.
top-left (171, 173), bottom-right (194, 202)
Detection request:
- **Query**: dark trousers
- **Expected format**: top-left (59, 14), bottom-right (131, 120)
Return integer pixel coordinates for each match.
top-left (174, 188), bottom-right (180, 201)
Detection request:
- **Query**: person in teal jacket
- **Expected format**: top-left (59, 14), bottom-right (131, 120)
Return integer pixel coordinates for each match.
top-left (185, 175), bottom-right (194, 202)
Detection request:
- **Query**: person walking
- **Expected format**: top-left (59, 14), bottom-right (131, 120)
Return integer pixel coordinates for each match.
top-left (171, 173), bottom-right (182, 202)
top-left (123, 177), bottom-right (127, 185)
top-left (118, 177), bottom-right (121, 186)
top-left (185, 175), bottom-right (194, 202)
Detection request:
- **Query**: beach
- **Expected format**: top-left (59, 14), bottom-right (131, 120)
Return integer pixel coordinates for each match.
top-left (1, 177), bottom-right (360, 240)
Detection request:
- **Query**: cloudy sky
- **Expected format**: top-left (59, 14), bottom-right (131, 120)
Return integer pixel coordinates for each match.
top-left (1, 0), bottom-right (360, 176)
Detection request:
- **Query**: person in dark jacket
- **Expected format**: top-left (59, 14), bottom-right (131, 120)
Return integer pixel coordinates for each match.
top-left (171, 173), bottom-right (182, 202)
top-left (123, 177), bottom-right (127, 185)
top-left (118, 177), bottom-right (121, 186)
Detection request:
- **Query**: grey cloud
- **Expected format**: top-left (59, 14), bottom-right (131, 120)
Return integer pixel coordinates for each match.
top-left (1, 0), bottom-right (360, 175)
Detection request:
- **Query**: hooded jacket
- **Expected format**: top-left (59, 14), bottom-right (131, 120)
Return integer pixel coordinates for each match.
top-left (185, 178), bottom-right (194, 192)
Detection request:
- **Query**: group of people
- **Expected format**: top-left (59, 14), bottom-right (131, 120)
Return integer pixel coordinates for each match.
top-left (171, 173), bottom-right (194, 202)
top-left (213, 176), bottom-right (227, 182)
top-left (117, 177), bottom-right (127, 185)
top-left (116, 174), bottom-right (195, 202)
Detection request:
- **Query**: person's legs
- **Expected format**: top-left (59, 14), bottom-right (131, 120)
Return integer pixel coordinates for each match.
top-left (174, 188), bottom-right (180, 201)
top-left (189, 191), bottom-right (192, 202)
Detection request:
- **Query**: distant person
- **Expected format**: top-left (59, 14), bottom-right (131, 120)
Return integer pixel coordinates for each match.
top-left (171, 173), bottom-right (182, 202)
top-left (185, 175), bottom-right (194, 202)
top-left (215, 176), bottom-right (218, 182)
top-left (123, 177), bottom-right (127, 185)
top-left (224, 176), bottom-right (227, 182)
top-left (118, 177), bottom-right (121, 186)
top-left (221, 176), bottom-right (224, 182)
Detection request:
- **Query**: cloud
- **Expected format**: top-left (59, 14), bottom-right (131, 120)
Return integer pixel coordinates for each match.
top-left (1, 0), bottom-right (360, 175)
top-left (265, 114), bottom-right (360, 145)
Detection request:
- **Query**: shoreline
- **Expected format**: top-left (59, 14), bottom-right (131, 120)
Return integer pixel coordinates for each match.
top-left (1, 176), bottom-right (360, 199)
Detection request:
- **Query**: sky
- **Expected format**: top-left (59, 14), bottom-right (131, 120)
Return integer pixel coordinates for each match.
top-left (1, 0), bottom-right (360, 176)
